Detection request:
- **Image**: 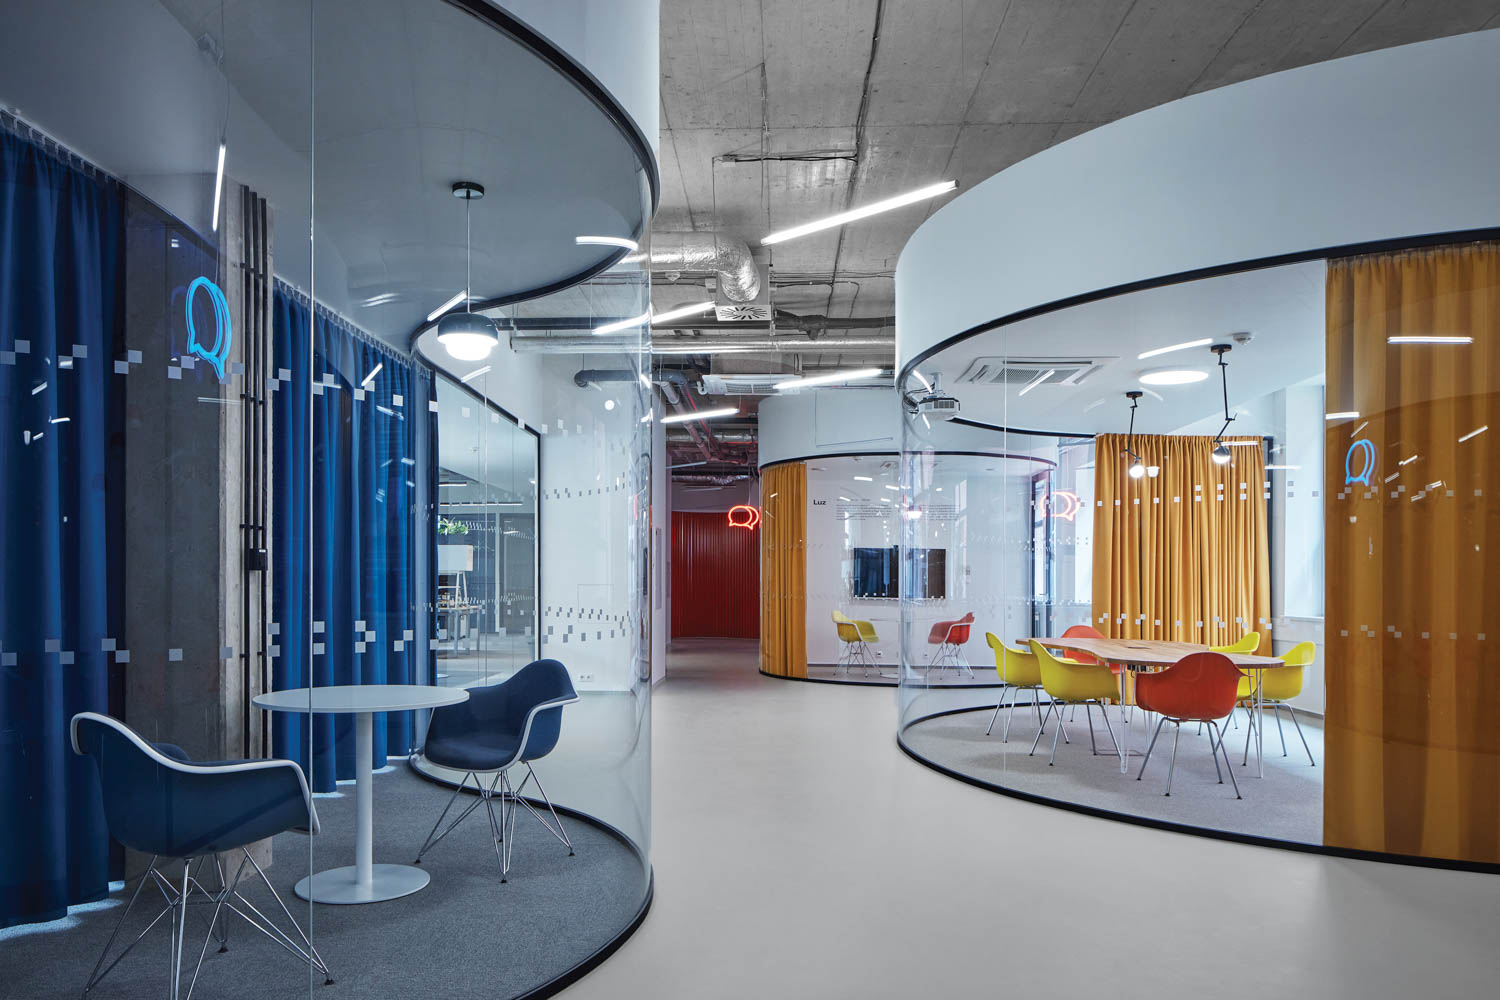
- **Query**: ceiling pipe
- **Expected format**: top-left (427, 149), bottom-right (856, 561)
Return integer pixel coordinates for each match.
top-left (649, 231), bottom-right (760, 302)
top-left (650, 333), bottom-right (893, 355)
top-left (668, 429), bottom-right (754, 443)
top-left (571, 368), bottom-right (717, 461)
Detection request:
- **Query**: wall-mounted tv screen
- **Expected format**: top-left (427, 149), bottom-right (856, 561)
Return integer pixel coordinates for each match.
top-left (851, 547), bottom-right (946, 599)
top-left (852, 547), bottom-right (898, 598)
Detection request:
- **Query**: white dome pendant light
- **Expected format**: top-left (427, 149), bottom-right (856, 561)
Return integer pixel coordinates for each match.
top-left (437, 181), bottom-right (500, 362)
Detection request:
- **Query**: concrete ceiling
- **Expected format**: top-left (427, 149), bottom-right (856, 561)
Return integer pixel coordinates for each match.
top-left (657, 0), bottom-right (1500, 372)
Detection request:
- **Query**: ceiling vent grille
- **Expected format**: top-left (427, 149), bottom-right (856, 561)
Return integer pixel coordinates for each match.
top-left (699, 373), bottom-right (790, 396)
top-left (714, 304), bottom-right (772, 322)
top-left (953, 356), bottom-right (1114, 387)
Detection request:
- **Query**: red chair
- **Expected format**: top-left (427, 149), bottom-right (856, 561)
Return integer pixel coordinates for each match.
top-left (1057, 623), bottom-right (1128, 721)
top-left (926, 612), bottom-right (975, 677)
top-left (1134, 652), bottom-right (1243, 798)
top-left (1061, 624), bottom-right (1106, 666)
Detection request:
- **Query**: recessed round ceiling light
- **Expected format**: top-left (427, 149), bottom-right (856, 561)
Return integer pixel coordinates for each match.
top-left (1139, 368), bottom-right (1209, 386)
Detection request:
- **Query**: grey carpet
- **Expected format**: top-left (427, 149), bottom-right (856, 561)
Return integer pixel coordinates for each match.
top-left (0, 766), bottom-right (646, 999)
top-left (902, 701), bottom-right (1323, 844)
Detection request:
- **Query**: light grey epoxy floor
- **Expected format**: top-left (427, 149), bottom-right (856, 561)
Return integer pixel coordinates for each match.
top-left (561, 638), bottom-right (1500, 1000)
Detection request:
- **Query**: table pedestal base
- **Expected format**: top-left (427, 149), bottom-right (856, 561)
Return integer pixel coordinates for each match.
top-left (293, 864), bottom-right (429, 904)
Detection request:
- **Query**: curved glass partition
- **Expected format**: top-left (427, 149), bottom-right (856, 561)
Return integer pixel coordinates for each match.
top-left (779, 451), bottom-right (1039, 686)
top-left (412, 257), bottom-right (655, 884)
top-left (2, 0), bottom-right (655, 996)
top-left (899, 251), bottom-right (1500, 868)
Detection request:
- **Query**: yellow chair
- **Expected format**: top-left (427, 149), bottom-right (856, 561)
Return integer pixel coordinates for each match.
top-left (832, 611), bottom-right (876, 676)
top-left (1243, 641), bottom-right (1317, 765)
top-left (1211, 631), bottom-right (1261, 704)
top-left (1027, 639), bottom-right (1120, 765)
top-left (983, 633), bottom-right (1046, 741)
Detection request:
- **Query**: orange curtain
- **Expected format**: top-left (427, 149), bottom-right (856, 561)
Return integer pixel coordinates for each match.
top-left (1092, 433), bottom-right (1270, 652)
top-left (759, 462), bottom-right (807, 678)
top-left (1324, 242), bottom-right (1500, 864)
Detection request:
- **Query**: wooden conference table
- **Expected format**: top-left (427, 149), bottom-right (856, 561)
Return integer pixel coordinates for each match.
top-left (1030, 637), bottom-right (1284, 778)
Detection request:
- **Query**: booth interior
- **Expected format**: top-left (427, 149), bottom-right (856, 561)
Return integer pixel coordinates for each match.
top-left (898, 248), bottom-right (1499, 862)
top-left (760, 388), bottom-right (1054, 686)
top-left (1, 2), bottom-right (655, 998)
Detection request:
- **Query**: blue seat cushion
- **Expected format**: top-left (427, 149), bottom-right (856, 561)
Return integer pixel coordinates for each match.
top-left (424, 729), bottom-right (522, 772)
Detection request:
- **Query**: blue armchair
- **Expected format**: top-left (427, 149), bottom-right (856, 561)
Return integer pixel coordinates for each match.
top-left (414, 658), bottom-right (579, 881)
top-left (71, 712), bottom-right (332, 1000)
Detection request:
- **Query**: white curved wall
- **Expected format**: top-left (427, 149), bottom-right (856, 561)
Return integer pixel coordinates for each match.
top-left (758, 388), bottom-right (1011, 468)
top-left (896, 29), bottom-right (1500, 370)
top-left (497, 0), bottom-right (660, 158)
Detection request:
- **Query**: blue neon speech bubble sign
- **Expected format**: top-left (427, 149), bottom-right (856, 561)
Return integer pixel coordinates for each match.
top-left (185, 276), bottom-right (232, 381)
top-left (1345, 438), bottom-right (1377, 486)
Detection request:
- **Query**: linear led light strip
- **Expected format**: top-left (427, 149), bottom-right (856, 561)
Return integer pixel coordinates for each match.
top-left (576, 235), bottom-right (639, 251)
top-left (1387, 336), bottom-right (1473, 344)
top-left (211, 141), bottom-right (226, 233)
top-left (459, 365), bottom-right (491, 384)
top-left (761, 180), bottom-right (957, 246)
top-left (1459, 425), bottom-right (1488, 443)
top-left (659, 406), bottom-right (737, 424)
top-left (426, 291), bottom-right (468, 323)
top-left (595, 301), bottom-right (716, 337)
top-left (1016, 368), bottom-right (1055, 397)
top-left (1137, 338), bottom-right (1212, 360)
top-left (775, 367), bottom-right (883, 390)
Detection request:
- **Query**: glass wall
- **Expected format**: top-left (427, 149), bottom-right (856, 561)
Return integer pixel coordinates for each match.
top-left (2, 0), bottom-right (655, 996)
top-left (433, 375), bottom-right (539, 688)
top-left (899, 251), bottom-right (1500, 867)
top-left (0, 1), bottom-right (320, 994)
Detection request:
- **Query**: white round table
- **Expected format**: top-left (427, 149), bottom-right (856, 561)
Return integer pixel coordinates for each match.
top-left (253, 684), bottom-right (469, 904)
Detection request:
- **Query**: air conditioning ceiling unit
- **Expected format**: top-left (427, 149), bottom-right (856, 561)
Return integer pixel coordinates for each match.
top-left (699, 373), bottom-right (791, 396)
top-left (710, 271), bottom-right (773, 322)
top-left (952, 356), bottom-right (1115, 387)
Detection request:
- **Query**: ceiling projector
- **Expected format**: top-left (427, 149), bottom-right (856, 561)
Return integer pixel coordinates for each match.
top-left (907, 374), bottom-right (961, 421)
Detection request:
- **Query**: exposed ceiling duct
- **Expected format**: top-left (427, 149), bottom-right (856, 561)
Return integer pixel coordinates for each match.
top-left (650, 231), bottom-right (761, 303)
top-left (651, 333), bottom-right (893, 355)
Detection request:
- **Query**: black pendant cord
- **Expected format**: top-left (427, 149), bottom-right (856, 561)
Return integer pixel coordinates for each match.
top-left (1123, 391), bottom-right (1144, 463)
top-left (1212, 344), bottom-right (1235, 443)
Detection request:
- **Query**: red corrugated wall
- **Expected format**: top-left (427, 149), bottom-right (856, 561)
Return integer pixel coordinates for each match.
top-left (671, 511), bottom-right (761, 638)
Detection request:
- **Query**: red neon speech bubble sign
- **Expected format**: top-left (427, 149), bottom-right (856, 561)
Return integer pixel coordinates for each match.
top-left (1044, 490), bottom-right (1081, 522)
top-left (727, 505), bottom-right (761, 530)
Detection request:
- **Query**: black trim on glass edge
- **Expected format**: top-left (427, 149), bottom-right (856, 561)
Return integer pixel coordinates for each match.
top-left (403, 0), bottom-right (659, 340)
top-left (408, 757), bottom-right (653, 999)
top-left (899, 704), bottom-right (1500, 876)
top-left (761, 667), bottom-right (1005, 689)
top-left (758, 450), bottom-right (1059, 472)
top-left (443, 0), bottom-right (658, 214)
top-left (900, 227), bottom-right (1500, 385)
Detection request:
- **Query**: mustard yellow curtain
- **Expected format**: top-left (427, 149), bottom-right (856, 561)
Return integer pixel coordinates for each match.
top-left (1324, 242), bottom-right (1500, 864)
top-left (1092, 433), bottom-right (1270, 652)
top-left (759, 462), bottom-right (807, 678)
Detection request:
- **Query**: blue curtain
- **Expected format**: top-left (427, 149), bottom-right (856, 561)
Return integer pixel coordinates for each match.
top-left (0, 129), bottom-right (123, 927)
top-left (272, 283), bottom-right (424, 792)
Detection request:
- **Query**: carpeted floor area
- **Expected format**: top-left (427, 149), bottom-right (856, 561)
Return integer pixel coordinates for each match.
top-left (901, 700), bottom-right (1324, 844)
top-left (0, 766), bottom-right (646, 1000)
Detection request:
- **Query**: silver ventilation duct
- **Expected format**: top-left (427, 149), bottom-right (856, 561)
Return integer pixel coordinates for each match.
top-left (649, 231), bottom-right (761, 302)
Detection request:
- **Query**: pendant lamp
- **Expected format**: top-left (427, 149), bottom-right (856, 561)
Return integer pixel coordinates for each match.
top-left (437, 181), bottom-right (499, 362)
